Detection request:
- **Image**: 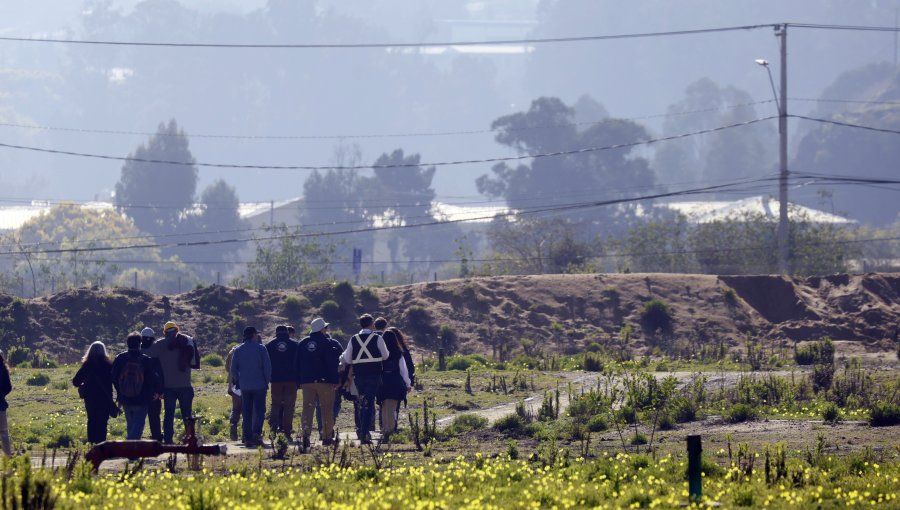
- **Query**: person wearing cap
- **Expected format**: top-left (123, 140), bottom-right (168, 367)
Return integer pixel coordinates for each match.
top-left (296, 318), bottom-right (343, 448)
top-left (230, 326), bottom-right (272, 446)
top-left (140, 327), bottom-right (165, 441)
top-left (265, 325), bottom-right (299, 439)
top-left (341, 314), bottom-right (388, 444)
top-left (112, 332), bottom-right (163, 440)
top-left (142, 321), bottom-right (198, 444)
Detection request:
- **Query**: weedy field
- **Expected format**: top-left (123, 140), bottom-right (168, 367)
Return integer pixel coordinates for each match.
top-left (3, 344), bottom-right (899, 508)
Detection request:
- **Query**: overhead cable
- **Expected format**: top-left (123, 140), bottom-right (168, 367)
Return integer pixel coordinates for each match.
top-left (0, 116), bottom-right (776, 170)
top-left (0, 24), bottom-right (774, 49)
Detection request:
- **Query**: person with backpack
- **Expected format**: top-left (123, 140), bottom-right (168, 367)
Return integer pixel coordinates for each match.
top-left (296, 318), bottom-right (343, 448)
top-left (142, 322), bottom-right (199, 444)
top-left (72, 341), bottom-right (115, 444)
top-left (140, 328), bottom-right (165, 441)
top-left (265, 325), bottom-right (299, 439)
top-left (0, 350), bottom-right (12, 455)
top-left (112, 332), bottom-right (163, 440)
top-left (230, 326), bottom-right (271, 447)
top-left (374, 319), bottom-right (411, 440)
top-left (341, 314), bottom-right (387, 444)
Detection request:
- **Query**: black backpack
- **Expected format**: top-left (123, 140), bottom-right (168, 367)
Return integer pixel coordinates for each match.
top-left (118, 358), bottom-right (145, 398)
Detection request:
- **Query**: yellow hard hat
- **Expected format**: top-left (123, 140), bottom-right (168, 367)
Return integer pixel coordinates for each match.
top-left (163, 321), bottom-right (178, 333)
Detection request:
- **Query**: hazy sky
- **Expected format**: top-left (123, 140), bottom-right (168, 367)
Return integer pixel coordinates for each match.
top-left (1, 0), bottom-right (898, 206)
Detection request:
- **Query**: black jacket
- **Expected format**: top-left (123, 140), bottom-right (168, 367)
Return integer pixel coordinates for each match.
top-left (296, 332), bottom-right (342, 384)
top-left (111, 349), bottom-right (163, 406)
top-left (265, 333), bottom-right (299, 383)
top-left (72, 359), bottom-right (113, 405)
top-left (0, 363), bottom-right (10, 411)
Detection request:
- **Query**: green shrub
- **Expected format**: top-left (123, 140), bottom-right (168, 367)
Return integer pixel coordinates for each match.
top-left (26, 373), bottom-right (51, 386)
top-left (319, 300), bottom-right (341, 322)
top-left (726, 403), bottom-right (758, 423)
top-left (869, 402), bottom-right (900, 427)
top-left (405, 306), bottom-right (436, 340)
top-left (811, 363), bottom-right (835, 393)
top-left (281, 295), bottom-right (309, 320)
top-left (358, 287), bottom-right (378, 304)
top-left (201, 353), bottom-right (224, 368)
top-left (722, 288), bottom-right (738, 306)
top-left (493, 413), bottom-right (527, 434)
top-left (671, 397), bottom-right (699, 423)
top-left (333, 281), bottom-right (355, 304)
top-left (583, 352), bottom-right (604, 372)
top-left (794, 339), bottom-right (835, 366)
top-left (445, 357), bottom-right (472, 371)
top-left (586, 414), bottom-right (608, 432)
top-left (821, 402), bottom-right (842, 424)
top-left (446, 414), bottom-right (488, 435)
top-left (640, 299), bottom-right (673, 331)
top-left (657, 411), bottom-right (675, 431)
top-left (629, 432), bottom-right (648, 445)
top-left (7, 346), bottom-right (30, 366)
top-left (439, 325), bottom-right (458, 353)
top-left (618, 405), bottom-right (637, 424)
top-left (47, 431), bottom-right (74, 448)
top-left (585, 342), bottom-right (602, 353)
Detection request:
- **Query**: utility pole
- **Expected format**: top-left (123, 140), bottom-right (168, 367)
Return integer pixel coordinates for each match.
top-left (776, 24), bottom-right (790, 275)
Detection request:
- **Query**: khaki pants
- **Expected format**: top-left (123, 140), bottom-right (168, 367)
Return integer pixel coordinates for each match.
top-left (301, 383), bottom-right (335, 440)
top-left (269, 382), bottom-right (298, 435)
top-left (0, 410), bottom-right (10, 455)
top-left (381, 399), bottom-right (400, 436)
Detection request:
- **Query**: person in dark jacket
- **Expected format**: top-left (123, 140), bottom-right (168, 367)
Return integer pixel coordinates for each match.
top-left (72, 341), bottom-right (115, 444)
top-left (0, 350), bottom-right (11, 455)
top-left (374, 319), bottom-right (411, 439)
top-left (112, 332), bottom-right (164, 440)
top-left (296, 317), bottom-right (343, 448)
top-left (265, 325), bottom-right (299, 438)
top-left (140, 327), bottom-right (164, 440)
top-left (341, 314), bottom-right (387, 444)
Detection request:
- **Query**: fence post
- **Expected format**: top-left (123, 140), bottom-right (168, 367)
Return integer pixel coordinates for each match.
top-left (134, 271), bottom-right (138, 289)
top-left (687, 435), bottom-right (702, 504)
top-left (438, 348), bottom-right (446, 371)
top-left (217, 272), bottom-right (221, 286)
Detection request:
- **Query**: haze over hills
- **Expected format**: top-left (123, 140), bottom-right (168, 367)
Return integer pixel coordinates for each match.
top-left (1, 0), bottom-right (899, 207)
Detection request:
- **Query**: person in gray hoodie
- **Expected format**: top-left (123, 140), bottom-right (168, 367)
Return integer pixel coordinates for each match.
top-left (230, 327), bottom-right (271, 447)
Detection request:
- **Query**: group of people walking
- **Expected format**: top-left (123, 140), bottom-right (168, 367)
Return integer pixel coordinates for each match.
top-left (54, 313), bottom-right (414, 450)
top-left (228, 314), bottom-right (414, 447)
top-left (72, 322), bottom-right (199, 444)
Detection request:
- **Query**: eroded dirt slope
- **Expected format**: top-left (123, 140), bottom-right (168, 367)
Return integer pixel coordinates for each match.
top-left (2, 273), bottom-right (898, 362)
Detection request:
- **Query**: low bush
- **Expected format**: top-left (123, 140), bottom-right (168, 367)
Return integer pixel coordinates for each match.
top-left (333, 281), bottom-right (355, 304)
top-left (869, 402), bottom-right (900, 427)
top-left (726, 403), bottom-right (758, 423)
top-left (201, 353), bottom-right (224, 367)
top-left (629, 432), bottom-right (648, 445)
top-left (26, 373), bottom-right (51, 386)
top-left (586, 414), bottom-right (608, 432)
top-left (794, 338), bottom-right (835, 366)
top-left (821, 402), bottom-right (842, 424)
top-left (583, 352), bottom-right (604, 372)
top-left (446, 414), bottom-right (488, 435)
top-left (281, 295), bottom-right (309, 320)
top-left (493, 413), bottom-right (527, 435)
top-left (319, 300), bottom-right (341, 322)
top-left (640, 299), bottom-right (673, 331)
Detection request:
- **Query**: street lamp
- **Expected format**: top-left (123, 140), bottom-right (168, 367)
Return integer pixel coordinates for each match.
top-left (755, 59), bottom-right (781, 118)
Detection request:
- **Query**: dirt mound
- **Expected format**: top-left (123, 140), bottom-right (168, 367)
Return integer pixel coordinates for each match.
top-left (1, 274), bottom-right (897, 363)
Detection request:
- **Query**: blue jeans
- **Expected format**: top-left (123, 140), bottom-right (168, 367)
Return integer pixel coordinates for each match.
top-left (353, 374), bottom-right (381, 440)
top-left (316, 392), bottom-right (342, 433)
top-left (241, 389), bottom-right (267, 442)
top-left (163, 387), bottom-right (194, 443)
top-left (123, 405), bottom-right (148, 440)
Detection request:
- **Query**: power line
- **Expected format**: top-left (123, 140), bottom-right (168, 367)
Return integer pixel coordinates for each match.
top-left (787, 23), bottom-right (900, 33)
top-left (791, 97), bottom-right (900, 107)
top-left (0, 177), bottom-right (779, 257)
top-left (0, 116), bottom-right (776, 170)
top-left (792, 114), bottom-right (900, 135)
top-left (0, 24), bottom-right (774, 49)
top-left (0, 100), bottom-right (774, 141)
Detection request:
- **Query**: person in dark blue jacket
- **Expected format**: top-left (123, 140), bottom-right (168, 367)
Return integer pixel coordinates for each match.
top-left (112, 333), bottom-right (164, 440)
top-left (265, 325), bottom-right (299, 438)
top-left (296, 318), bottom-right (343, 448)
